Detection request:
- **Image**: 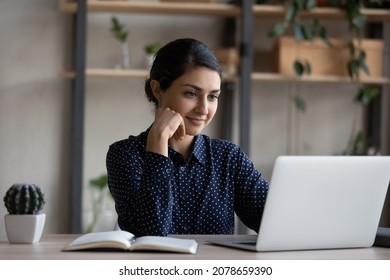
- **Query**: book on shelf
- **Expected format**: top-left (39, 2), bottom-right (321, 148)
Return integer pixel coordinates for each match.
top-left (62, 230), bottom-right (198, 254)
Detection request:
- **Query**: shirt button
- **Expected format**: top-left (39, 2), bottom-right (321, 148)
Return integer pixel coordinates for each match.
top-left (180, 166), bottom-right (185, 171)
top-left (166, 168), bottom-right (171, 173)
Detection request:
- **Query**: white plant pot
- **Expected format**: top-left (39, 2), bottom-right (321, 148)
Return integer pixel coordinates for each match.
top-left (4, 213), bottom-right (46, 244)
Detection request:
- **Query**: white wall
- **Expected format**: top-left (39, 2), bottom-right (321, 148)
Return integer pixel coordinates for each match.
top-left (0, 0), bottom-right (72, 237)
top-left (1, 1), bottom-right (384, 236)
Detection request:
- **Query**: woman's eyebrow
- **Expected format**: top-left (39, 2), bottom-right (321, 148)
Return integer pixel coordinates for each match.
top-left (181, 83), bottom-right (221, 93)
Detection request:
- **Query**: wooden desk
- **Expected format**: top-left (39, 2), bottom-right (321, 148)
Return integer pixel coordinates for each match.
top-left (1, 234), bottom-right (389, 260)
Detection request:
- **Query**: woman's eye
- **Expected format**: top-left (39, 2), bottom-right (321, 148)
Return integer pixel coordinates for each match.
top-left (185, 92), bottom-right (196, 97)
top-left (208, 94), bottom-right (219, 101)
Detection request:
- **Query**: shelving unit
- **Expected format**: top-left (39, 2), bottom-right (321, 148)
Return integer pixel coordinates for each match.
top-left (60, 0), bottom-right (390, 84)
top-left (60, 0), bottom-right (390, 19)
top-left (60, 0), bottom-right (390, 232)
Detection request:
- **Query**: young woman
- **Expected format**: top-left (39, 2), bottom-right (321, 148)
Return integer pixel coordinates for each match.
top-left (106, 38), bottom-right (268, 237)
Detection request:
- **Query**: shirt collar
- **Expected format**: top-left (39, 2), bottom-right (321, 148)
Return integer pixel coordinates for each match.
top-left (144, 126), bottom-right (206, 166)
top-left (192, 135), bottom-right (206, 166)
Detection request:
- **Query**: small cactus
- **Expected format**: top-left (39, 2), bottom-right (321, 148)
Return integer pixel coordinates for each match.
top-left (3, 183), bottom-right (45, 214)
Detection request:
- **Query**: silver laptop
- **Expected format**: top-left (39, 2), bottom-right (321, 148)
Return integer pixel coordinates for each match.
top-left (210, 156), bottom-right (390, 251)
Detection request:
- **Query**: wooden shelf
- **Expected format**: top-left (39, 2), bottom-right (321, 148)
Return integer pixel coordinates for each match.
top-left (251, 73), bottom-right (390, 85)
top-left (59, 0), bottom-right (240, 17)
top-left (60, 1), bottom-right (390, 21)
top-left (61, 68), bottom-right (148, 78)
top-left (253, 5), bottom-right (390, 22)
top-left (61, 68), bottom-right (238, 81)
top-left (61, 68), bottom-right (390, 85)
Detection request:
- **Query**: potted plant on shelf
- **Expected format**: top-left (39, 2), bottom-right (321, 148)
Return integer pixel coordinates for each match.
top-left (144, 43), bottom-right (161, 69)
top-left (110, 16), bottom-right (130, 69)
top-left (3, 183), bottom-right (46, 243)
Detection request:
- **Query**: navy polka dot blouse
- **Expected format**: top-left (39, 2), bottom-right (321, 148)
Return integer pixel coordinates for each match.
top-left (106, 128), bottom-right (269, 237)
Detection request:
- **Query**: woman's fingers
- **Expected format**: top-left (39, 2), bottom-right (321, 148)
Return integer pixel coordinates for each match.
top-left (154, 107), bottom-right (185, 140)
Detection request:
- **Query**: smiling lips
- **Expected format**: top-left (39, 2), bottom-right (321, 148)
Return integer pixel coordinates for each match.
top-left (187, 117), bottom-right (206, 126)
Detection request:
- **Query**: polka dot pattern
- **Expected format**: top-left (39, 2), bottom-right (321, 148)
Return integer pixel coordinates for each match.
top-left (106, 128), bottom-right (269, 237)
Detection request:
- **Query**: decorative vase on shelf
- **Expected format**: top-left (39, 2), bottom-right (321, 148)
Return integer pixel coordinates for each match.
top-left (3, 183), bottom-right (46, 244)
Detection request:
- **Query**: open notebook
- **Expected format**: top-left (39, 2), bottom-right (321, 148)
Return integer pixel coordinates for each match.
top-left (209, 156), bottom-right (390, 252)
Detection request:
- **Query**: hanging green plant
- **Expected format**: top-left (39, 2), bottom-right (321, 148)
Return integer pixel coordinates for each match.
top-left (263, 0), bottom-right (383, 154)
top-left (267, 0), bottom-right (332, 113)
top-left (268, 0), bottom-right (333, 76)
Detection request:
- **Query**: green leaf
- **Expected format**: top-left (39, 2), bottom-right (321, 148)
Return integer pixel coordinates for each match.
top-left (145, 43), bottom-right (161, 54)
top-left (90, 175), bottom-right (108, 190)
top-left (294, 96), bottom-right (306, 112)
top-left (302, 24), bottom-right (314, 41)
top-left (294, 60), bottom-right (305, 76)
top-left (318, 26), bottom-right (332, 47)
top-left (286, 4), bottom-right (298, 22)
top-left (348, 41), bottom-right (356, 57)
top-left (305, 0), bottom-right (317, 10)
top-left (293, 59), bottom-right (311, 76)
top-left (111, 17), bottom-right (120, 30)
top-left (354, 86), bottom-right (379, 105)
top-left (359, 50), bottom-right (366, 61)
top-left (357, 50), bottom-right (370, 75)
top-left (348, 60), bottom-right (360, 79)
top-left (119, 32), bottom-right (128, 42)
top-left (351, 130), bottom-right (364, 155)
top-left (268, 22), bottom-right (286, 37)
top-left (353, 13), bottom-right (366, 29)
top-left (312, 18), bottom-right (320, 29)
top-left (295, 0), bottom-right (305, 11)
top-left (361, 62), bottom-right (370, 75)
top-left (294, 23), bottom-right (304, 41)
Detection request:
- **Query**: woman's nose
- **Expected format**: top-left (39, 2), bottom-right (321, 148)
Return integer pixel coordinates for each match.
top-left (195, 98), bottom-right (208, 114)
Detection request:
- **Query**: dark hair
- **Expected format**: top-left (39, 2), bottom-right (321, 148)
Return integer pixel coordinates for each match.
top-left (144, 38), bottom-right (222, 107)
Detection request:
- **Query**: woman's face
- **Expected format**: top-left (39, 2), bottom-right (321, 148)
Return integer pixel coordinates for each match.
top-left (158, 67), bottom-right (221, 136)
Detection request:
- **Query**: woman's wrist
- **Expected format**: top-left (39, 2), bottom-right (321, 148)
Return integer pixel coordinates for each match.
top-left (146, 127), bottom-right (169, 157)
